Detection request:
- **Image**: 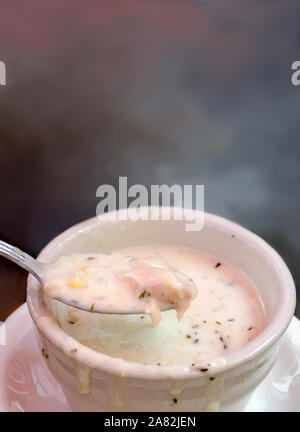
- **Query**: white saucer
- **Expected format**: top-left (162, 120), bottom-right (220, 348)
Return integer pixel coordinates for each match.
top-left (0, 304), bottom-right (299, 412)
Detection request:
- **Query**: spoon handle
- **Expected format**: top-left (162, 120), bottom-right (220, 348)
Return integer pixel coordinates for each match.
top-left (0, 240), bottom-right (44, 282)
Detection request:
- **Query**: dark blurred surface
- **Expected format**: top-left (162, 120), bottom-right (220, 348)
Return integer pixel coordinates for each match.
top-left (0, 0), bottom-right (300, 320)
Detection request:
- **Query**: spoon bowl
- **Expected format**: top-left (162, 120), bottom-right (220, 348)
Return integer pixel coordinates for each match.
top-left (0, 240), bottom-right (175, 315)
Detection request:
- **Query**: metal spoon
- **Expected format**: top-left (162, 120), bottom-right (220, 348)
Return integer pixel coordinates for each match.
top-left (0, 240), bottom-right (175, 315)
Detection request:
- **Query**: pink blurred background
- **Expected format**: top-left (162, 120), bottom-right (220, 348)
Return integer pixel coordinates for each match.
top-left (0, 0), bottom-right (299, 318)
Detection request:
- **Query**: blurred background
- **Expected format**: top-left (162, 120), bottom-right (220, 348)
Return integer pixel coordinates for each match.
top-left (0, 0), bottom-right (299, 320)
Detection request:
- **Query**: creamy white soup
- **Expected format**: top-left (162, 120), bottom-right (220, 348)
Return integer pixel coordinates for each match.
top-left (44, 245), bottom-right (264, 367)
top-left (44, 253), bottom-right (197, 326)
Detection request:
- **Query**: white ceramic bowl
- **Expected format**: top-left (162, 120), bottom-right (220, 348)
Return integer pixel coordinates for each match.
top-left (26, 208), bottom-right (296, 412)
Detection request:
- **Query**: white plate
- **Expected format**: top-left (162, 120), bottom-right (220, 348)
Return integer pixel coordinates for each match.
top-left (0, 304), bottom-right (299, 412)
